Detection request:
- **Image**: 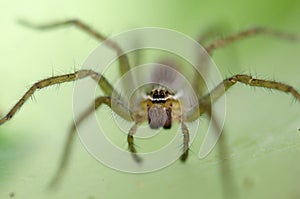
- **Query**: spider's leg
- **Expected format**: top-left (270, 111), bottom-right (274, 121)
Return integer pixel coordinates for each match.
top-left (205, 27), bottom-right (299, 54)
top-left (0, 69), bottom-right (112, 125)
top-left (189, 74), bottom-right (300, 119)
top-left (208, 111), bottom-right (237, 198)
top-left (192, 44), bottom-right (209, 98)
top-left (184, 74), bottom-right (300, 196)
top-left (127, 123), bottom-right (142, 162)
top-left (220, 74), bottom-right (300, 101)
top-left (198, 28), bottom-right (220, 45)
top-left (0, 69), bottom-right (132, 185)
top-left (49, 87), bottom-right (131, 187)
top-left (180, 122), bottom-right (189, 161)
top-left (49, 96), bottom-right (111, 188)
top-left (192, 26), bottom-right (228, 98)
top-left (50, 96), bottom-right (111, 186)
top-left (18, 19), bottom-right (130, 77)
top-left (198, 24), bottom-right (235, 50)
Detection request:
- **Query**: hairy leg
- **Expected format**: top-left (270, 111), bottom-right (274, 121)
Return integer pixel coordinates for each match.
top-left (180, 122), bottom-right (189, 161)
top-left (192, 25), bottom-right (230, 98)
top-left (208, 111), bottom-right (237, 199)
top-left (18, 19), bottom-right (131, 81)
top-left (205, 27), bottom-right (299, 54)
top-left (186, 73), bottom-right (300, 195)
top-left (127, 123), bottom-right (142, 163)
top-left (0, 69), bottom-right (115, 125)
top-left (197, 74), bottom-right (300, 116)
top-left (49, 96), bottom-right (111, 188)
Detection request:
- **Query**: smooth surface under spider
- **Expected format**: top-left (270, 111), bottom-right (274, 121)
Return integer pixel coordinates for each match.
top-left (0, 19), bottom-right (300, 188)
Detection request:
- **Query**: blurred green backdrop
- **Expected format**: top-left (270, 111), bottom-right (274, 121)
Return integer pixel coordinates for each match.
top-left (0, 0), bottom-right (300, 199)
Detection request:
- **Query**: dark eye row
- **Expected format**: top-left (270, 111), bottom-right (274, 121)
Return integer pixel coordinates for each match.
top-left (149, 89), bottom-right (170, 99)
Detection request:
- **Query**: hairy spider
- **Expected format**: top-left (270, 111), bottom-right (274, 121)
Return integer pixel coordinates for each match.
top-left (0, 19), bottom-right (299, 187)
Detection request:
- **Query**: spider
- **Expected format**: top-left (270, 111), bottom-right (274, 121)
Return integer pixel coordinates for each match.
top-left (0, 19), bottom-right (299, 187)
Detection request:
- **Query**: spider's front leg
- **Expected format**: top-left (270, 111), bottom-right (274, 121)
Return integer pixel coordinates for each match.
top-left (218, 74), bottom-right (300, 101)
top-left (187, 74), bottom-right (300, 118)
top-left (0, 68), bottom-right (130, 187)
top-left (0, 69), bottom-right (109, 125)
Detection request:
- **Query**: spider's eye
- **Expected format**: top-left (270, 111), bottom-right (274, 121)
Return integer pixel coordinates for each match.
top-left (159, 90), bottom-right (165, 98)
top-left (153, 90), bottom-right (158, 98)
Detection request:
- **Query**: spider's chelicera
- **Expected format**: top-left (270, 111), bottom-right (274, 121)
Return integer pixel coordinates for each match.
top-left (1, 19), bottom-right (299, 187)
top-left (147, 88), bottom-right (175, 129)
top-left (146, 88), bottom-right (176, 129)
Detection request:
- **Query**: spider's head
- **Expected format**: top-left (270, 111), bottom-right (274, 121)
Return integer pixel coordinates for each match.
top-left (146, 88), bottom-right (174, 129)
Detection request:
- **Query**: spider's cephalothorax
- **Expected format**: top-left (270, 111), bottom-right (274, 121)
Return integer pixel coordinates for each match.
top-left (146, 88), bottom-right (178, 129)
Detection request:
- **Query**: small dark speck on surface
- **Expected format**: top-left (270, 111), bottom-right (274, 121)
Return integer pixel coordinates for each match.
top-left (243, 176), bottom-right (255, 188)
top-left (9, 192), bottom-right (15, 198)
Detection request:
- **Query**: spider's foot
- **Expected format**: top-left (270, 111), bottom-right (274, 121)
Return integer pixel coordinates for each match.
top-left (131, 153), bottom-right (143, 163)
top-left (127, 135), bottom-right (142, 163)
top-left (17, 19), bottom-right (36, 28)
top-left (180, 149), bottom-right (189, 162)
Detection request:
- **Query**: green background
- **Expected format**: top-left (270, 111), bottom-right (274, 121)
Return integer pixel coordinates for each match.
top-left (0, 0), bottom-right (300, 199)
